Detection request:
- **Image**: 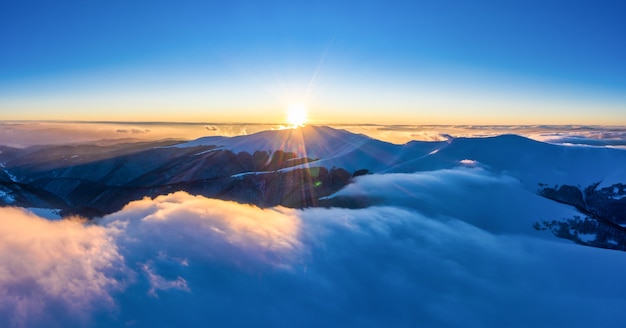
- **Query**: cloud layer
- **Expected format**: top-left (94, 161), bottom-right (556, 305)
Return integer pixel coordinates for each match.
top-left (3, 122), bottom-right (626, 148)
top-left (331, 168), bottom-right (579, 234)
top-left (2, 170), bottom-right (626, 327)
top-left (0, 208), bottom-right (123, 327)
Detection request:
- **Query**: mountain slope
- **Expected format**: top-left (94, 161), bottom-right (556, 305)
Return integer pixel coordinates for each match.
top-left (176, 126), bottom-right (626, 188)
top-left (1, 125), bottom-right (625, 218)
top-left (173, 125), bottom-right (374, 160)
top-left (385, 134), bottom-right (626, 188)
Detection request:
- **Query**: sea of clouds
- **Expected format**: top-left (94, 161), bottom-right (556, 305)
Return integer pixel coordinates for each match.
top-left (2, 168), bottom-right (626, 327)
top-left (2, 121), bottom-right (626, 148)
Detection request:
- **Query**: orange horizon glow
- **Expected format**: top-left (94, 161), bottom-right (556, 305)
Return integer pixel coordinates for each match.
top-left (2, 105), bottom-right (626, 126)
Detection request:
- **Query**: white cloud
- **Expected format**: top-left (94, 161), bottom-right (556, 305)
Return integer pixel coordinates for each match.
top-left (2, 182), bottom-right (626, 327)
top-left (0, 207), bottom-right (123, 327)
top-left (331, 168), bottom-right (578, 234)
top-left (101, 192), bottom-right (302, 270)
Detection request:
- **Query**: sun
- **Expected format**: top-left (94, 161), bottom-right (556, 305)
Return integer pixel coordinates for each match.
top-left (286, 104), bottom-right (308, 126)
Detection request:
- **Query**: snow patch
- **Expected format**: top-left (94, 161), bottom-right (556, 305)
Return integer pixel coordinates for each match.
top-left (610, 186), bottom-right (626, 200)
top-left (193, 148), bottom-right (219, 156)
top-left (578, 233), bottom-right (596, 243)
top-left (1, 165), bottom-right (18, 182)
top-left (231, 171), bottom-right (270, 178)
top-left (26, 208), bottom-right (63, 220)
top-left (0, 189), bottom-right (15, 203)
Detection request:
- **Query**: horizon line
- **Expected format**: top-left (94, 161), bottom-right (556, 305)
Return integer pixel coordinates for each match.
top-left (2, 119), bottom-right (626, 128)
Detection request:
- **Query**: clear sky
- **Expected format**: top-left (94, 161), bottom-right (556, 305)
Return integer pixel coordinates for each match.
top-left (1, 0), bottom-right (624, 125)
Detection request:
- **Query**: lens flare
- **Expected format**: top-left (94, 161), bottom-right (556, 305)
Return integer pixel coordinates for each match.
top-left (286, 105), bottom-right (307, 126)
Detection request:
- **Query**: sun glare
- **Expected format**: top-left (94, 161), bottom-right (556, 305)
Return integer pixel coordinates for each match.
top-left (286, 104), bottom-right (308, 126)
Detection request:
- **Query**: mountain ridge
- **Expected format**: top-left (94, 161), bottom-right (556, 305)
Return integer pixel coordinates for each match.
top-left (1, 125), bottom-right (625, 218)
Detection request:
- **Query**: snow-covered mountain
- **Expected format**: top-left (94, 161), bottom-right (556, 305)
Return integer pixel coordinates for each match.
top-left (176, 125), bottom-right (626, 187)
top-left (1, 125), bottom-right (625, 219)
top-left (173, 125), bottom-right (376, 159)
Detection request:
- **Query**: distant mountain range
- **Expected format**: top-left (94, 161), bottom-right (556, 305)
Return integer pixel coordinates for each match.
top-left (1, 125), bottom-right (626, 248)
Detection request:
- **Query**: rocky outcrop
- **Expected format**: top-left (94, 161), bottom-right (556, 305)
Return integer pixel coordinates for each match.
top-left (537, 182), bottom-right (626, 251)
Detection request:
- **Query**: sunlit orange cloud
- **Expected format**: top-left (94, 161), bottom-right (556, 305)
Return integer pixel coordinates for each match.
top-left (0, 207), bottom-right (122, 326)
top-left (0, 191), bottom-right (305, 325)
top-left (1, 121), bottom-right (332, 147)
top-left (103, 192), bottom-right (301, 257)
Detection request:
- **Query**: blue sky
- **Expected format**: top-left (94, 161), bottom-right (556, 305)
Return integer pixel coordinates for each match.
top-left (1, 0), bottom-right (624, 124)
